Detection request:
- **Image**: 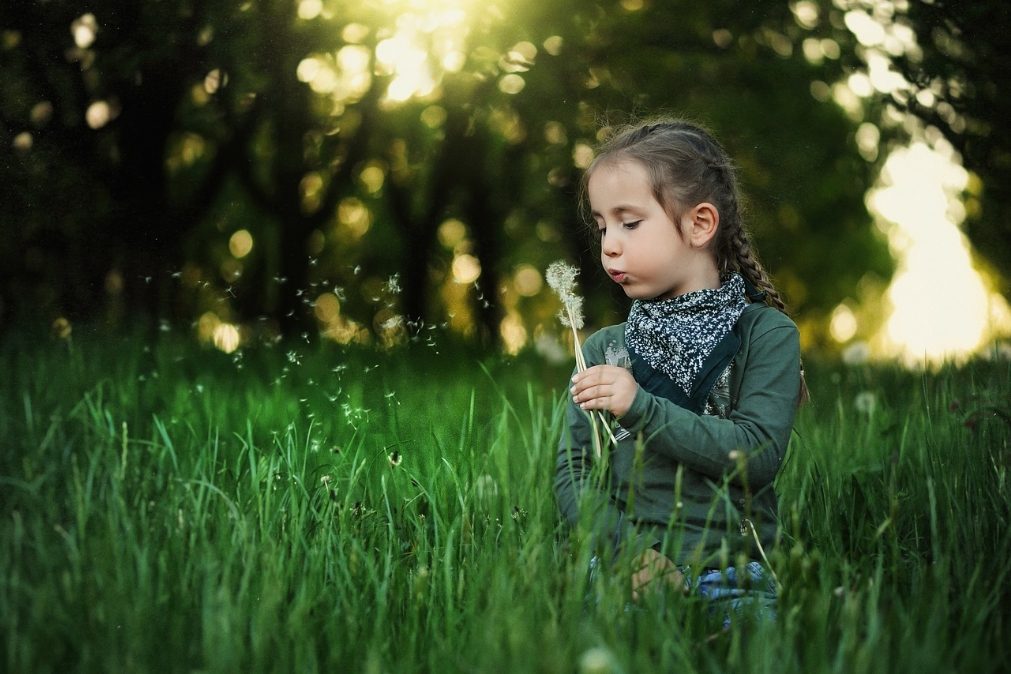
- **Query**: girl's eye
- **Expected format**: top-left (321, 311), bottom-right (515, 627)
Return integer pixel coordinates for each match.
top-left (622, 220), bottom-right (642, 229)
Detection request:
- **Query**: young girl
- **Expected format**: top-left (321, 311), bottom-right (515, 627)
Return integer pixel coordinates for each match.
top-left (554, 119), bottom-right (804, 619)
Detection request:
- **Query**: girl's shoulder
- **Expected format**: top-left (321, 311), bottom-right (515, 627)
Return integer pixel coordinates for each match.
top-left (737, 302), bottom-right (799, 337)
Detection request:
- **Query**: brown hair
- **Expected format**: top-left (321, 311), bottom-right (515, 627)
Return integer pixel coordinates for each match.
top-left (580, 118), bottom-right (810, 403)
top-left (579, 118), bottom-right (788, 312)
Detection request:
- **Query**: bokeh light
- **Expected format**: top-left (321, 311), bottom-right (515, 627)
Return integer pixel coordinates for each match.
top-left (867, 142), bottom-right (1011, 364)
top-left (71, 14), bottom-right (97, 49)
top-left (452, 254), bottom-right (481, 284)
top-left (513, 264), bottom-right (543, 297)
top-left (228, 230), bottom-right (253, 258)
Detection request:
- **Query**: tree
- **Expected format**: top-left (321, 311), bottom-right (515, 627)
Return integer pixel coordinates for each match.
top-left (814, 0), bottom-right (1011, 300)
top-left (2, 0), bottom-right (892, 349)
top-left (1, 0), bottom-right (253, 325)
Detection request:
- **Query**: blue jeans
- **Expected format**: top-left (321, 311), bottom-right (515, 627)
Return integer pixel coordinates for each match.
top-left (586, 557), bottom-right (777, 626)
top-left (684, 561), bottom-right (777, 627)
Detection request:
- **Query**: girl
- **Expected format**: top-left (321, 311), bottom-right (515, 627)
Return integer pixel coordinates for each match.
top-left (554, 119), bottom-right (804, 619)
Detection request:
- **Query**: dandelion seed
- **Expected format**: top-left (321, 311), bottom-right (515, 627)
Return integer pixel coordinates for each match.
top-left (728, 450), bottom-right (742, 462)
top-left (386, 274), bottom-right (401, 294)
top-left (388, 451), bottom-right (402, 468)
top-left (320, 475), bottom-right (332, 485)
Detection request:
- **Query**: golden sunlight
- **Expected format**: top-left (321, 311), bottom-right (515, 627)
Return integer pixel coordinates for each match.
top-left (370, 0), bottom-right (479, 103)
top-left (867, 142), bottom-right (1011, 364)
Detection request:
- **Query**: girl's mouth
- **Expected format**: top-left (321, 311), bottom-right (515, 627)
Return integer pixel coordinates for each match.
top-left (609, 270), bottom-right (626, 283)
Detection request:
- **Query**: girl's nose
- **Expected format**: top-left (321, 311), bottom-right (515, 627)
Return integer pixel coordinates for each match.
top-left (601, 233), bottom-right (620, 257)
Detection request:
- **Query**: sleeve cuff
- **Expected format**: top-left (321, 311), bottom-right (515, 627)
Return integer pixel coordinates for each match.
top-left (617, 384), bottom-right (651, 433)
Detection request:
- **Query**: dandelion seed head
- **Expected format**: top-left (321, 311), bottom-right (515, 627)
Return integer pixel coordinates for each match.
top-left (578, 646), bottom-right (616, 674)
top-left (546, 261), bottom-right (584, 329)
top-left (854, 391), bottom-right (877, 415)
top-left (545, 261), bottom-right (578, 300)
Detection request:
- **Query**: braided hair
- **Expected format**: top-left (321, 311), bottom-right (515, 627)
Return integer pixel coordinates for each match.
top-left (580, 118), bottom-right (809, 402)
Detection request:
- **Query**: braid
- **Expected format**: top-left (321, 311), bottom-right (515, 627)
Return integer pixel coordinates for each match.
top-left (729, 227), bottom-right (788, 312)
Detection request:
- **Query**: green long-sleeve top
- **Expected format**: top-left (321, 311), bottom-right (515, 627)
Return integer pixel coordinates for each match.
top-left (554, 302), bottom-right (801, 568)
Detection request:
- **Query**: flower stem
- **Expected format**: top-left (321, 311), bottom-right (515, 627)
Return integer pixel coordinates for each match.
top-left (565, 305), bottom-right (617, 456)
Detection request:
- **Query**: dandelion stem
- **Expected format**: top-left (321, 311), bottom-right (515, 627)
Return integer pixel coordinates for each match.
top-left (564, 304), bottom-right (617, 453)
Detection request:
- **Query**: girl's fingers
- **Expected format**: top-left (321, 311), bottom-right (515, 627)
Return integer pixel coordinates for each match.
top-left (572, 383), bottom-right (609, 404)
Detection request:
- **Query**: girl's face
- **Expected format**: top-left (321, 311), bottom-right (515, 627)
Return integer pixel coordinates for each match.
top-left (588, 159), bottom-right (720, 300)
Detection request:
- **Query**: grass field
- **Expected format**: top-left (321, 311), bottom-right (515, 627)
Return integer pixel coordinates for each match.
top-left (2, 326), bottom-right (1009, 673)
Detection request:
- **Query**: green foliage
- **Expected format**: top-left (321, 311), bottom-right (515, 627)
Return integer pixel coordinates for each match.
top-left (2, 0), bottom-right (889, 344)
top-left (2, 329), bottom-right (1009, 672)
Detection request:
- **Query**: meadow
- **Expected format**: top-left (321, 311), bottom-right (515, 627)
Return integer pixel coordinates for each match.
top-left (1, 325), bottom-right (1009, 673)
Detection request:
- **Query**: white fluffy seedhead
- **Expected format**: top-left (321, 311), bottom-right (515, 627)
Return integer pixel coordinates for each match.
top-left (546, 261), bottom-right (584, 329)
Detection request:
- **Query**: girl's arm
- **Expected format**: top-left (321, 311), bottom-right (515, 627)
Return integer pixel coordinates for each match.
top-left (617, 322), bottom-right (800, 488)
top-left (571, 318), bottom-right (800, 489)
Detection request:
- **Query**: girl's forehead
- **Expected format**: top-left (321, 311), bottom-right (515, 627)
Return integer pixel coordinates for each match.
top-left (588, 158), bottom-right (656, 204)
top-left (588, 158), bottom-right (650, 189)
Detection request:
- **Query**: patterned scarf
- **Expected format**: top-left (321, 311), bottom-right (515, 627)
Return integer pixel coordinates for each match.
top-left (624, 273), bottom-right (748, 397)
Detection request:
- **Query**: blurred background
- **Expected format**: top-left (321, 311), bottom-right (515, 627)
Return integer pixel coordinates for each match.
top-left (2, 0), bottom-right (1009, 364)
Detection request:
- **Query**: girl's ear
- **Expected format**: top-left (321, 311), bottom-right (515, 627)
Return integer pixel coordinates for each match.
top-left (687, 202), bottom-right (720, 248)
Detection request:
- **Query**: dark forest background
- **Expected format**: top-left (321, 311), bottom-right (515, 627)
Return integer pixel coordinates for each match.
top-left (2, 0), bottom-right (1008, 352)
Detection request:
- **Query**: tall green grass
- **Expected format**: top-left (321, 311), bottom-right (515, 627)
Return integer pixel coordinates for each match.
top-left (1, 327), bottom-right (1009, 673)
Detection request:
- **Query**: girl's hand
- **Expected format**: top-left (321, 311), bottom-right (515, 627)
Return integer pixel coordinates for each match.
top-left (631, 548), bottom-right (684, 602)
top-left (570, 365), bottom-right (638, 418)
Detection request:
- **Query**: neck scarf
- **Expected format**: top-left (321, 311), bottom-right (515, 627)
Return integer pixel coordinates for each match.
top-left (624, 273), bottom-right (748, 397)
